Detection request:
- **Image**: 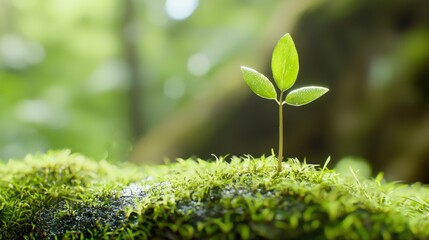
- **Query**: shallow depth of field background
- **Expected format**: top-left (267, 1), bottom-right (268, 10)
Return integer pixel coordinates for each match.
top-left (1, 0), bottom-right (428, 182)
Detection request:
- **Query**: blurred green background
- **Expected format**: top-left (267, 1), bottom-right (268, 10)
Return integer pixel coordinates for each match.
top-left (1, 0), bottom-right (428, 182)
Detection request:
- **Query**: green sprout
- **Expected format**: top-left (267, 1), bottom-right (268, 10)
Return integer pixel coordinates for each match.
top-left (241, 33), bottom-right (329, 174)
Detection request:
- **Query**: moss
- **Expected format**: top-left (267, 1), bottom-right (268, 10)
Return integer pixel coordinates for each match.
top-left (1, 150), bottom-right (429, 239)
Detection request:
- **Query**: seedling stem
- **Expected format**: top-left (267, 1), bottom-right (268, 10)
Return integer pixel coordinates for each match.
top-left (278, 91), bottom-right (284, 173)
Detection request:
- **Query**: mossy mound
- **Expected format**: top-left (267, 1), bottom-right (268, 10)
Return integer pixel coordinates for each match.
top-left (1, 150), bottom-right (429, 239)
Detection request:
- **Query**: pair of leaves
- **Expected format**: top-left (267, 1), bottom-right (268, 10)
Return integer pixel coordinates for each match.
top-left (241, 33), bottom-right (328, 106)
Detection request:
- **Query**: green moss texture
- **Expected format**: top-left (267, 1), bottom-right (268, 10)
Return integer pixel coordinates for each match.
top-left (1, 150), bottom-right (429, 239)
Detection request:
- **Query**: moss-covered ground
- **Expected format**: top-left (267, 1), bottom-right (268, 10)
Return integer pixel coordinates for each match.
top-left (1, 150), bottom-right (429, 239)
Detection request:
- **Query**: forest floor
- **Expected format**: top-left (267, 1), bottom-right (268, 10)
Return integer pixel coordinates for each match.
top-left (1, 150), bottom-right (429, 239)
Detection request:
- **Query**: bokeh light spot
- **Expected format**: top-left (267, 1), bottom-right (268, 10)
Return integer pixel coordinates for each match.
top-left (164, 77), bottom-right (186, 99)
top-left (334, 156), bottom-right (372, 179)
top-left (187, 52), bottom-right (211, 76)
top-left (165, 0), bottom-right (199, 20)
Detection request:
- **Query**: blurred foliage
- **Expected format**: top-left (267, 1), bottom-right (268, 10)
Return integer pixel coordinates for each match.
top-left (1, 0), bottom-right (429, 182)
top-left (0, 0), bottom-right (280, 161)
top-left (0, 0), bottom-right (126, 160)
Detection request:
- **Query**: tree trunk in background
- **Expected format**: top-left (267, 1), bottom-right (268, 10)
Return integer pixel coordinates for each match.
top-left (122, 0), bottom-right (144, 140)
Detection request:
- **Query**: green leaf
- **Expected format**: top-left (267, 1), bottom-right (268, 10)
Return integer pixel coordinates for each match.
top-left (285, 86), bottom-right (329, 106)
top-left (241, 66), bottom-right (277, 100)
top-left (271, 33), bottom-right (299, 91)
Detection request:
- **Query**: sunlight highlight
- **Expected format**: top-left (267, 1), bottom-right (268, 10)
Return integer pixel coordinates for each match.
top-left (165, 0), bottom-right (199, 20)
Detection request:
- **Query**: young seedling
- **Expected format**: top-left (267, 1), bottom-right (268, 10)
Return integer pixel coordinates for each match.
top-left (241, 33), bottom-right (329, 174)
